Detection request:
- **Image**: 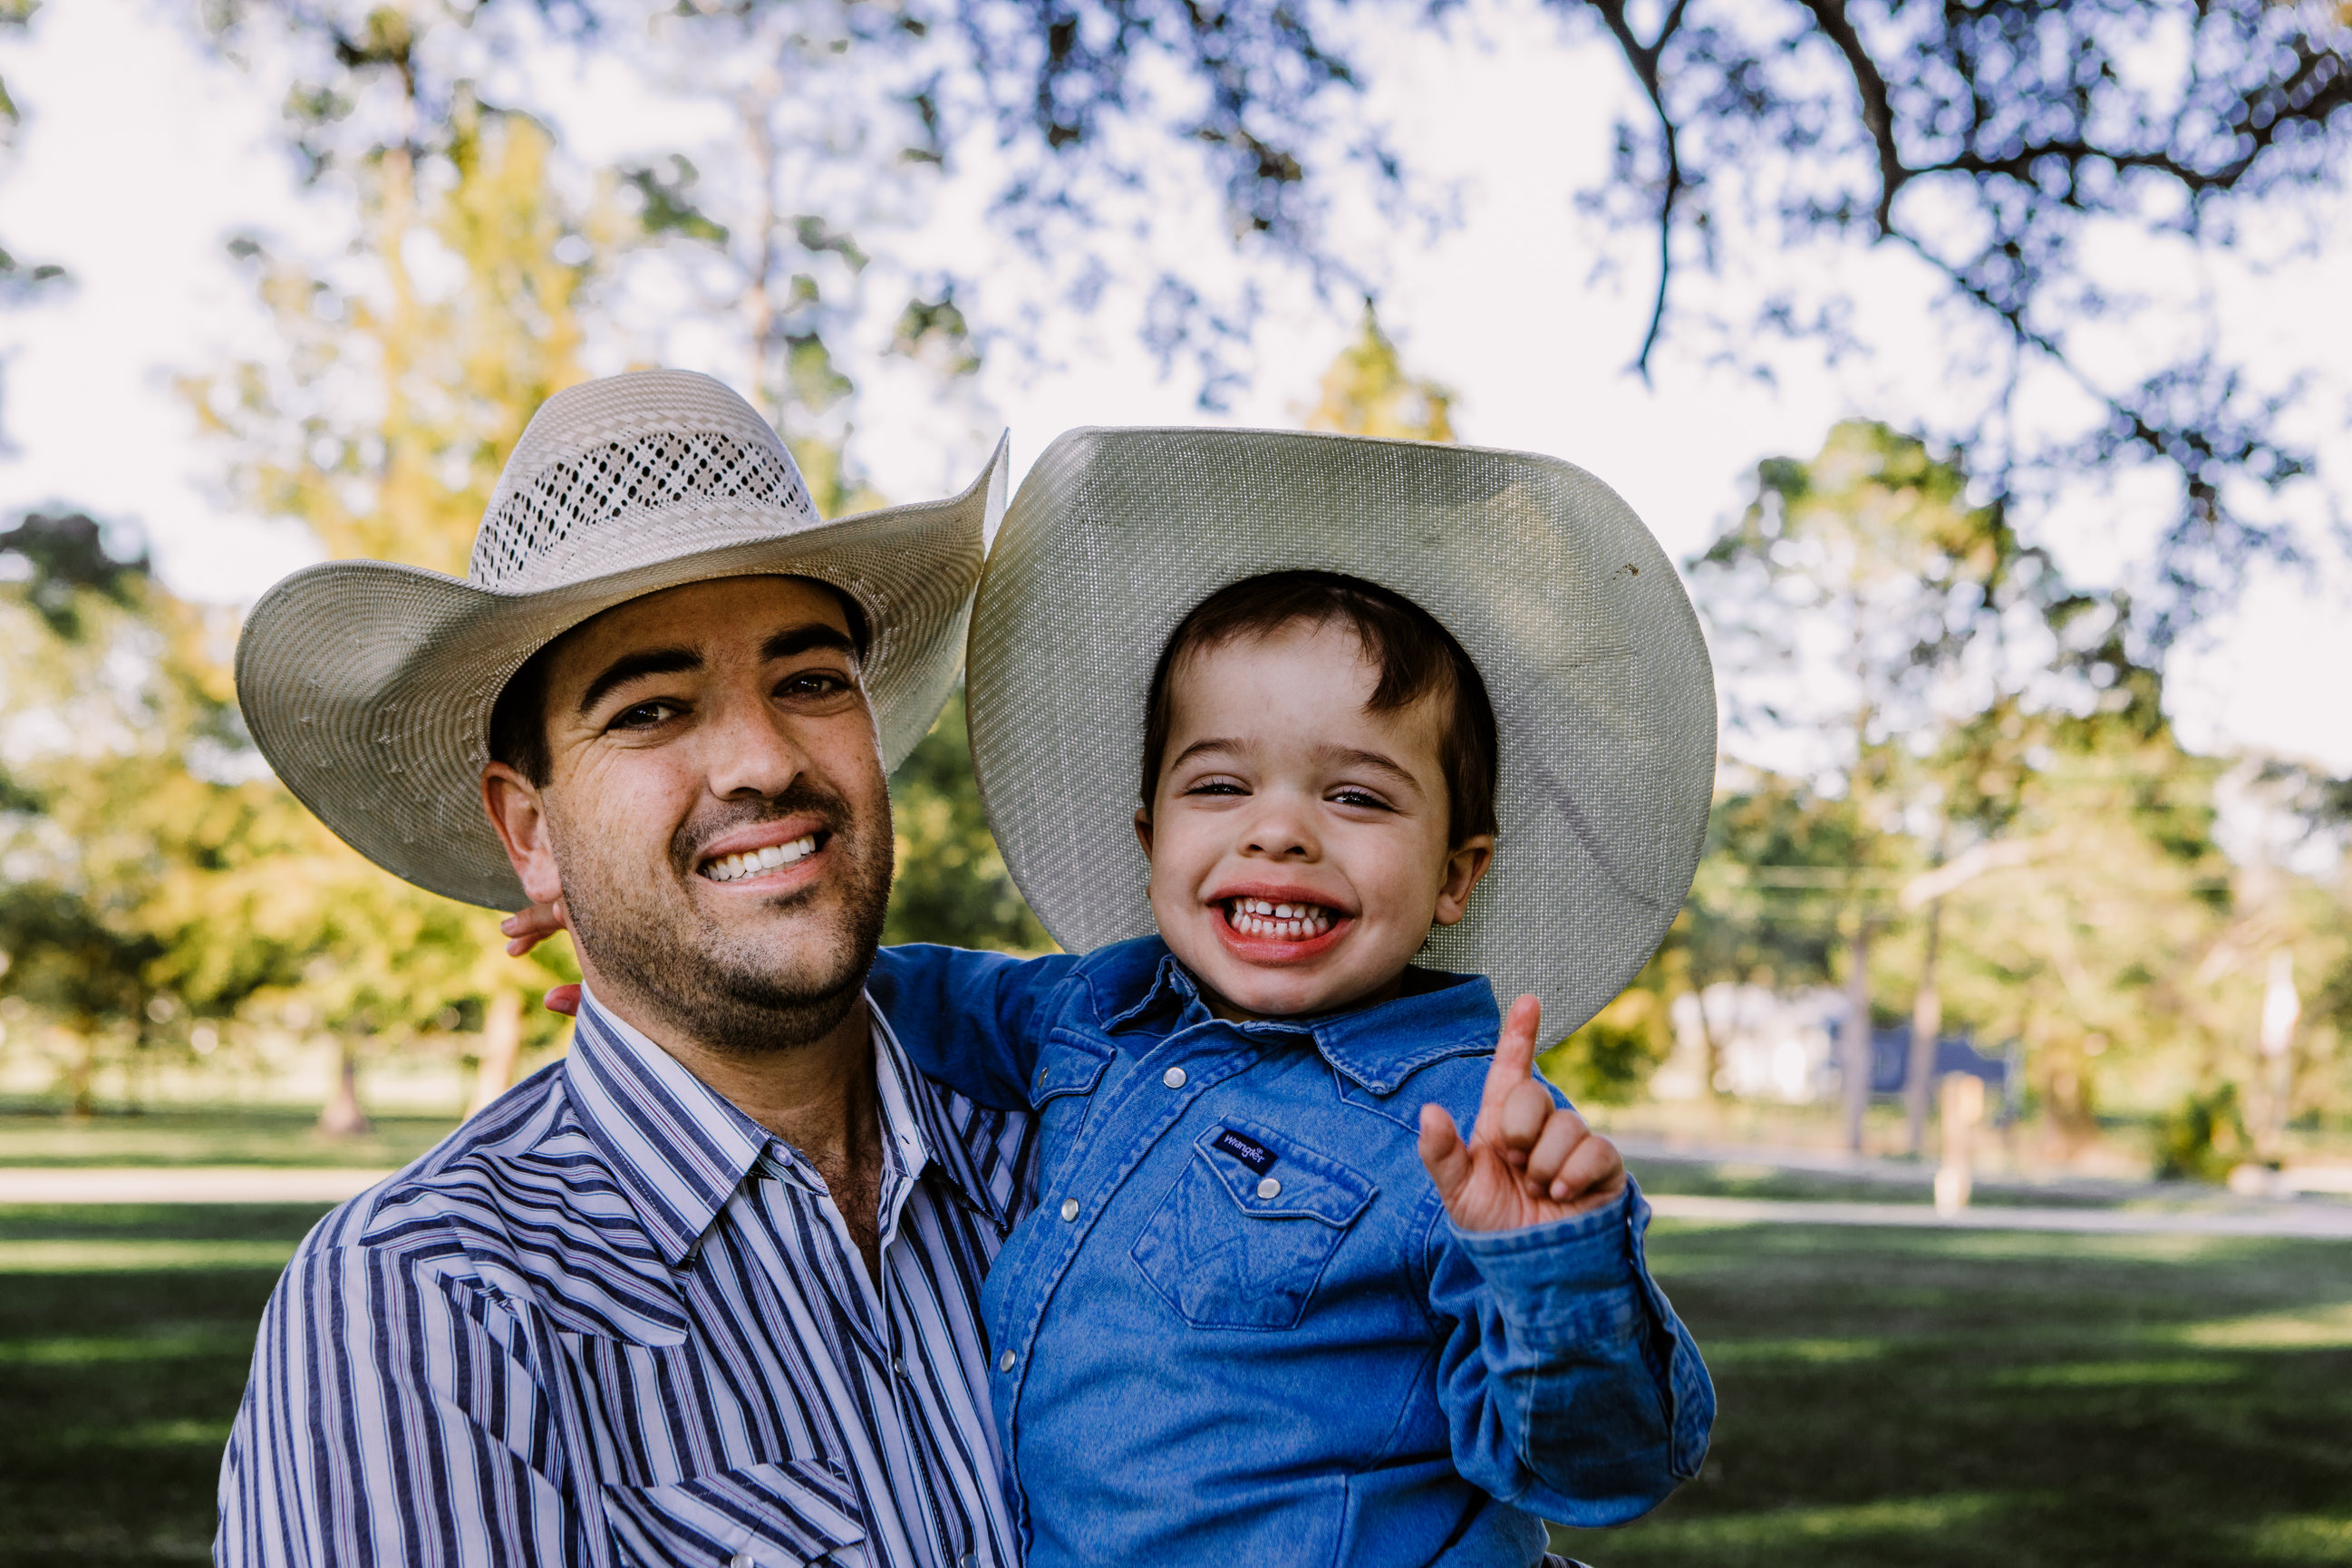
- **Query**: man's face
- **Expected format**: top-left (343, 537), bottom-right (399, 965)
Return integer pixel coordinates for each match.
top-left (485, 575), bottom-right (894, 1050)
top-left (1137, 618), bottom-right (1492, 1022)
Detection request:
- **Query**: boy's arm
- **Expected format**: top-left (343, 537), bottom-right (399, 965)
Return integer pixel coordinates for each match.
top-left (865, 944), bottom-right (1080, 1110)
top-left (1415, 995), bottom-right (1714, 1524)
top-left (1423, 1181), bottom-right (1713, 1525)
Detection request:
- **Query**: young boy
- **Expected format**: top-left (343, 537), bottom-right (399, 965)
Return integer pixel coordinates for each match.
top-left (511, 427), bottom-right (1718, 1564)
top-left (866, 429), bottom-right (1718, 1565)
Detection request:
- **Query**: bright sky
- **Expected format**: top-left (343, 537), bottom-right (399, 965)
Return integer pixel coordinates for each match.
top-left (3, 0), bottom-right (2347, 772)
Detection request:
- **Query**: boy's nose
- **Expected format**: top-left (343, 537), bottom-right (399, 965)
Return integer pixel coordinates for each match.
top-left (1241, 799), bottom-right (1320, 859)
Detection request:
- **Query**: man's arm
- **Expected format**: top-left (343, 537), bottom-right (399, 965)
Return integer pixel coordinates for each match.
top-left (864, 944), bottom-right (1080, 1110)
top-left (218, 1233), bottom-right (580, 1567)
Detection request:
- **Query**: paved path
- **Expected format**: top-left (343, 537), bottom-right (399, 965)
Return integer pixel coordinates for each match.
top-left (5, 1166), bottom-right (2351, 1238)
top-left (0, 1166), bottom-right (392, 1205)
top-left (1645, 1193), bottom-right (2352, 1240)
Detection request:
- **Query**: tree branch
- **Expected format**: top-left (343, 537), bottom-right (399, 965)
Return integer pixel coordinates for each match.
top-left (1795, 0), bottom-right (1907, 233)
top-left (1583, 0), bottom-right (1693, 380)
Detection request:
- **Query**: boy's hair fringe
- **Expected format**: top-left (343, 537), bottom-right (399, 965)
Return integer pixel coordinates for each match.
top-left (1139, 570), bottom-right (1500, 847)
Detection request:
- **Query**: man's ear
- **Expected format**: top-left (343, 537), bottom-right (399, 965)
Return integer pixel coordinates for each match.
top-left (483, 763), bottom-right (566, 908)
top-left (1431, 835), bottom-right (1495, 928)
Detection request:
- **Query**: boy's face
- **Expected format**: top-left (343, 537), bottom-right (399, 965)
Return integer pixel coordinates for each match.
top-left (1136, 618), bottom-right (1494, 1021)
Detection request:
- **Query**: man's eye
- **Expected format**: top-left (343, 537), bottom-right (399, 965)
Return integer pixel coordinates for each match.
top-left (779, 671), bottom-right (851, 699)
top-left (611, 699), bottom-right (685, 731)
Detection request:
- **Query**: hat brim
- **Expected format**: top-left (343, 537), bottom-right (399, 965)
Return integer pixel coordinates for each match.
top-left (238, 437), bottom-right (1007, 910)
top-left (966, 427), bottom-right (1715, 1039)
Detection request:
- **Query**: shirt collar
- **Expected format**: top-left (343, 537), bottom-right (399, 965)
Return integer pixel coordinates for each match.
top-left (564, 987), bottom-right (1010, 1267)
top-left (1099, 939), bottom-right (1501, 1096)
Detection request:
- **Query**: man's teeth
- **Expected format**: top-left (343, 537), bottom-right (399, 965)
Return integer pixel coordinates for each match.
top-left (703, 836), bottom-right (817, 883)
top-left (1225, 897), bottom-right (1334, 939)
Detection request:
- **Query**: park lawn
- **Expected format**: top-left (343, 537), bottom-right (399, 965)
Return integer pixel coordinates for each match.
top-left (2, 1204), bottom-right (2348, 1566)
top-left (0, 1106), bottom-right (461, 1169)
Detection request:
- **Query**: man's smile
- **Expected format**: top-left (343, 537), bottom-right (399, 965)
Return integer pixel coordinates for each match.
top-left (692, 818), bottom-right (834, 887)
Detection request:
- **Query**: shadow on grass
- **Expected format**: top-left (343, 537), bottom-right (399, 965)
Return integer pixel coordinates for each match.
top-left (1553, 1222), bottom-right (2352, 1567)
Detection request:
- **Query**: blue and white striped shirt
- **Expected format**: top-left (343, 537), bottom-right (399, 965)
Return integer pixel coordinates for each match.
top-left (218, 991), bottom-right (1039, 1568)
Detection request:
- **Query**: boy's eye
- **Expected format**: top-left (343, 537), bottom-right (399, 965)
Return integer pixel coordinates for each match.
top-left (1329, 788), bottom-right (1393, 811)
top-left (610, 698), bottom-right (686, 731)
top-left (1184, 778), bottom-right (1248, 798)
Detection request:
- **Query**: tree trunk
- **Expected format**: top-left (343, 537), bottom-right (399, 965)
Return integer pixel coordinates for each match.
top-left (1842, 916), bottom-right (1873, 1154)
top-left (465, 990), bottom-right (526, 1120)
top-left (317, 1040), bottom-right (372, 1138)
top-left (64, 1028), bottom-right (98, 1118)
top-left (1903, 899), bottom-right (1943, 1157)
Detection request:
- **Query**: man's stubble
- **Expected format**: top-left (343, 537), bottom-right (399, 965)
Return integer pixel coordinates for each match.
top-left (552, 776), bottom-right (895, 1054)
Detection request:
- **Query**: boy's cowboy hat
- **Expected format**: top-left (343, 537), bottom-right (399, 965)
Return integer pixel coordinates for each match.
top-left (237, 369), bottom-right (1005, 910)
top-left (968, 427), bottom-right (1715, 1039)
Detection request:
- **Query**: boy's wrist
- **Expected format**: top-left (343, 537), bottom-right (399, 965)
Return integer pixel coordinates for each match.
top-left (1447, 1181), bottom-right (1641, 1300)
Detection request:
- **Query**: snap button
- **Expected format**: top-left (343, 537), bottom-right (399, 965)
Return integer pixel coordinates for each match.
top-left (1256, 1176), bottom-right (1282, 1200)
top-left (1060, 1197), bottom-right (1079, 1222)
top-left (1000, 1349), bottom-right (1017, 1371)
top-left (1162, 1066), bottom-right (1187, 1089)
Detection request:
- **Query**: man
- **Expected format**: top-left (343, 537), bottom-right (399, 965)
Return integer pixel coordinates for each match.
top-left (221, 370), bottom-right (1026, 1567)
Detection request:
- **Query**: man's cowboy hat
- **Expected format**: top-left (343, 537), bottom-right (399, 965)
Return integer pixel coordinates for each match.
top-left (237, 369), bottom-right (1005, 910)
top-left (967, 427), bottom-right (1715, 1039)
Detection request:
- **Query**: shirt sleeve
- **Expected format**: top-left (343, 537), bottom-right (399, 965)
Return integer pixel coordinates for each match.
top-left (866, 944), bottom-right (1081, 1109)
top-left (218, 1235), bottom-right (582, 1568)
top-left (1423, 1178), bottom-right (1714, 1528)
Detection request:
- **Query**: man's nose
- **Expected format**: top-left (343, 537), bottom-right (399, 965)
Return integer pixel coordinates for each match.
top-left (701, 699), bottom-right (808, 799)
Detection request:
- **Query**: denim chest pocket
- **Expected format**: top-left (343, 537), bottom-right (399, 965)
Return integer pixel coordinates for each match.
top-left (603, 1457), bottom-right (866, 1567)
top-left (1131, 1117), bottom-right (1378, 1331)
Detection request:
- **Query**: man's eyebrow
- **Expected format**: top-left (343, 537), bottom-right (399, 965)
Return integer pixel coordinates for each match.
top-left (760, 623), bottom-right (858, 664)
top-left (576, 648), bottom-right (701, 717)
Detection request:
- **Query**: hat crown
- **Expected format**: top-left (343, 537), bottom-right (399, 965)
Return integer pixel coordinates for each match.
top-left (469, 370), bottom-right (819, 594)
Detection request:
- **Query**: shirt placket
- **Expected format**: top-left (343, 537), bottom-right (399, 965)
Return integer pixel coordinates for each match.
top-left (991, 1020), bottom-right (1261, 1500)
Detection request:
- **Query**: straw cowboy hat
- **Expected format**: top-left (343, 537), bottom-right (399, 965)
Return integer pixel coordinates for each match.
top-left (237, 369), bottom-right (1005, 910)
top-left (967, 426), bottom-right (1716, 1039)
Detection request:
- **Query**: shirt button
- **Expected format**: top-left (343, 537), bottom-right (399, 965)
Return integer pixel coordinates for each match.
top-left (1162, 1066), bottom-right (1188, 1089)
top-left (1000, 1349), bottom-right (1017, 1371)
top-left (959, 1555), bottom-right (978, 1568)
top-left (1256, 1176), bottom-right (1282, 1200)
top-left (731, 1553), bottom-right (754, 1568)
top-left (1059, 1197), bottom-right (1079, 1222)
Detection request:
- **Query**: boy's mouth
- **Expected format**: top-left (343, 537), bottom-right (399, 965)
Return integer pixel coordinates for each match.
top-left (1220, 896), bottom-right (1338, 942)
top-left (698, 831), bottom-right (824, 884)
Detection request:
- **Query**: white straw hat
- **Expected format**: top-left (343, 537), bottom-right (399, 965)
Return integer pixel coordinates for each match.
top-left (967, 426), bottom-right (1715, 1037)
top-left (237, 369), bottom-right (1005, 910)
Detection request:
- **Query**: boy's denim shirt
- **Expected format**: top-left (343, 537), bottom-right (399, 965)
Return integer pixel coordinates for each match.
top-left (869, 936), bottom-right (1713, 1567)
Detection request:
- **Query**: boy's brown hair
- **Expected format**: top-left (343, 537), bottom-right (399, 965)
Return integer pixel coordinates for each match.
top-left (1138, 570), bottom-right (1500, 847)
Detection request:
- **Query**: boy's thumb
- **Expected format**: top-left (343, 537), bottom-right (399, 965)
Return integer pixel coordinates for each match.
top-left (1418, 1104), bottom-right (1472, 1200)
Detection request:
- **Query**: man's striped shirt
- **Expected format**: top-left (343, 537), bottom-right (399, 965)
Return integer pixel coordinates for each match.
top-left (218, 991), bottom-right (1038, 1568)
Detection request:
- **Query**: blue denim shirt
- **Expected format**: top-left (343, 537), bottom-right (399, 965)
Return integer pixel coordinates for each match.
top-left (869, 937), bottom-right (1713, 1567)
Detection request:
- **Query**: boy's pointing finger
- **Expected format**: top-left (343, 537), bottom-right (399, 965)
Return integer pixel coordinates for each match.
top-left (1478, 994), bottom-right (1544, 1117)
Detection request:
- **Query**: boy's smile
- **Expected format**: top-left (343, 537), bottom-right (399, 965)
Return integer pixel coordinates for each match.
top-left (1137, 618), bottom-right (1494, 1021)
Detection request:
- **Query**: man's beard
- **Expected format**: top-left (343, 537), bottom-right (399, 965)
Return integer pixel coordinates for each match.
top-left (555, 776), bottom-right (895, 1054)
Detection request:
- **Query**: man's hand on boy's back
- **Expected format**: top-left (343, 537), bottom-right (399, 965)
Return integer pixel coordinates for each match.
top-left (1418, 995), bottom-right (1628, 1231)
top-left (500, 900), bottom-right (584, 1015)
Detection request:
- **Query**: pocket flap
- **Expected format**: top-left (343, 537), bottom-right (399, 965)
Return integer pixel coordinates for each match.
top-left (605, 1457), bottom-right (865, 1567)
top-left (1192, 1117), bottom-right (1376, 1227)
top-left (1031, 1033), bottom-right (1114, 1105)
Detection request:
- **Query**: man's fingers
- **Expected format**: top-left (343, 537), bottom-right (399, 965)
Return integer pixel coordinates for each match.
top-left (1521, 1107), bottom-right (1591, 1190)
top-left (1476, 994), bottom-right (1544, 1118)
top-left (1418, 1104), bottom-right (1474, 1204)
top-left (543, 984), bottom-right (581, 1016)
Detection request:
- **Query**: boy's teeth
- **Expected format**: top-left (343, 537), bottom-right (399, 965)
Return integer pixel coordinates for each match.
top-left (1225, 898), bottom-right (1332, 939)
top-left (705, 835), bottom-right (817, 882)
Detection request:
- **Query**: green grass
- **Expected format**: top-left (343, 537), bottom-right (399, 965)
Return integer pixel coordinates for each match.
top-left (0, 1202), bottom-right (334, 1566)
top-left (3, 1202), bottom-right (2347, 1565)
top-left (0, 1106), bottom-right (459, 1169)
top-left (1551, 1222), bottom-right (2352, 1567)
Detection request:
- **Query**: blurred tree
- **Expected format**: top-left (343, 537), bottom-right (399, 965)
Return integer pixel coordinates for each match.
top-left (1302, 305), bottom-right (1454, 442)
top-left (884, 685), bottom-right (1050, 953)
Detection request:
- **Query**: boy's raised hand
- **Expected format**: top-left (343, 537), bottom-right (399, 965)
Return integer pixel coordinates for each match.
top-left (498, 900), bottom-right (582, 1016)
top-left (1418, 994), bottom-right (1627, 1231)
